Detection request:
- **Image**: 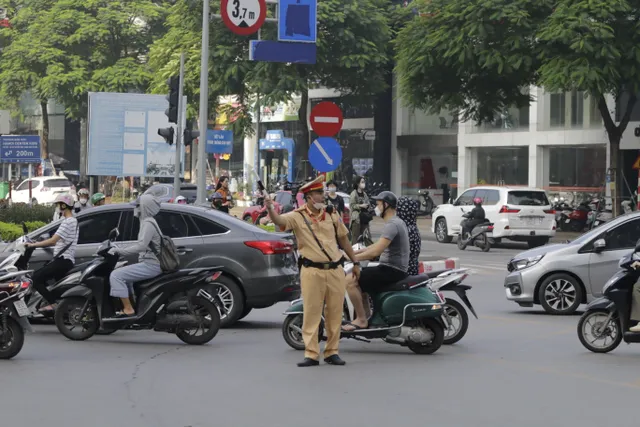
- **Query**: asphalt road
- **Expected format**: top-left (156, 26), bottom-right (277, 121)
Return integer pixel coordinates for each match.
top-left (2, 239), bottom-right (639, 427)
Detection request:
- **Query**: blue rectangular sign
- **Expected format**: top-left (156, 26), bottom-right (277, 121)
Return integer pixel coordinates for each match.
top-left (87, 92), bottom-right (187, 177)
top-left (249, 40), bottom-right (317, 64)
top-left (206, 130), bottom-right (233, 154)
top-left (0, 135), bottom-right (41, 163)
top-left (278, 0), bottom-right (317, 43)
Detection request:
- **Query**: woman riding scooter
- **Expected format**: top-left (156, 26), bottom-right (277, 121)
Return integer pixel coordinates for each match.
top-left (461, 197), bottom-right (485, 241)
top-left (26, 194), bottom-right (78, 313)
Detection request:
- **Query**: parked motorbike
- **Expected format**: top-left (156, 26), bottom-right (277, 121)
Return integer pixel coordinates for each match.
top-left (457, 209), bottom-right (492, 252)
top-left (416, 189), bottom-right (435, 217)
top-left (560, 201), bottom-right (591, 232)
top-left (577, 238), bottom-right (640, 353)
top-left (282, 254), bottom-right (446, 355)
top-left (0, 229), bottom-right (34, 359)
top-left (54, 228), bottom-right (225, 345)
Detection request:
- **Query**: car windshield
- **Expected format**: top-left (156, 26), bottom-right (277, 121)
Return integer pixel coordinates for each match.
top-left (507, 191), bottom-right (549, 206)
top-left (44, 179), bottom-right (72, 188)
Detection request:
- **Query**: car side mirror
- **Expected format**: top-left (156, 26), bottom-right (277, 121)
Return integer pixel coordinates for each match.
top-left (593, 238), bottom-right (606, 252)
top-left (108, 228), bottom-right (120, 241)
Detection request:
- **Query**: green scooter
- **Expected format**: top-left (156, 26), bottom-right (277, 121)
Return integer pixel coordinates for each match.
top-left (282, 254), bottom-right (446, 355)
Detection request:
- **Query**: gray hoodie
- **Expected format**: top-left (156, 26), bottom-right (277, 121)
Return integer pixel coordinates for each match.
top-left (117, 194), bottom-right (162, 265)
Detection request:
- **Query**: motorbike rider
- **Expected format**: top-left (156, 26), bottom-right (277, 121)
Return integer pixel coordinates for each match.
top-left (342, 191), bottom-right (410, 332)
top-left (174, 195), bottom-right (187, 205)
top-left (25, 194), bottom-right (78, 313)
top-left (74, 188), bottom-right (91, 214)
top-left (90, 192), bottom-right (106, 207)
top-left (106, 194), bottom-right (163, 318)
top-left (462, 197), bottom-right (486, 239)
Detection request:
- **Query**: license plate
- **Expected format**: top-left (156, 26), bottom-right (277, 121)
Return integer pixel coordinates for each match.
top-left (13, 300), bottom-right (29, 317)
top-left (522, 217), bottom-right (543, 226)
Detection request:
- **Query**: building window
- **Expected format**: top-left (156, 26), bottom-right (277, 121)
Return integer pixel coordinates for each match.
top-left (548, 145), bottom-right (606, 190)
top-left (571, 91), bottom-right (584, 126)
top-left (476, 146), bottom-right (529, 186)
top-left (549, 93), bottom-right (565, 127)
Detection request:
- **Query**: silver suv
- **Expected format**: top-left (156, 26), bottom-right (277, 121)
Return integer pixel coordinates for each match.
top-left (504, 211), bottom-right (640, 315)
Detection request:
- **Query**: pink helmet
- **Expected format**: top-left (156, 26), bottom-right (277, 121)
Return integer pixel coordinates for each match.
top-left (54, 194), bottom-right (75, 209)
top-left (473, 197), bottom-right (483, 205)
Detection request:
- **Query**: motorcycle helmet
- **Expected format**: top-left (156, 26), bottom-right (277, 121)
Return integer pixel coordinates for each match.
top-left (371, 191), bottom-right (398, 209)
top-left (90, 192), bottom-right (106, 206)
top-left (78, 188), bottom-right (90, 205)
top-left (473, 197), bottom-right (483, 206)
top-left (54, 194), bottom-right (75, 211)
top-left (175, 195), bottom-right (187, 204)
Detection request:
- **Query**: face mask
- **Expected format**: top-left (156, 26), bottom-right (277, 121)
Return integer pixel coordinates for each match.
top-left (374, 206), bottom-right (382, 217)
top-left (328, 187), bottom-right (336, 194)
top-left (79, 198), bottom-right (88, 205)
top-left (313, 202), bottom-right (325, 210)
top-left (134, 207), bottom-right (140, 218)
top-left (359, 182), bottom-right (366, 190)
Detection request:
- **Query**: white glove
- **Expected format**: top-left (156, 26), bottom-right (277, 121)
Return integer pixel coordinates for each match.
top-left (108, 247), bottom-right (119, 256)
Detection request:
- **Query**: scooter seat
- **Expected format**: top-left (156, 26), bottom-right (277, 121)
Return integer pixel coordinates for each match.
top-left (386, 273), bottom-right (443, 292)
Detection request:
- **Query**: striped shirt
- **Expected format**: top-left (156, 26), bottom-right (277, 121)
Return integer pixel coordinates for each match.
top-left (53, 217), bottom-right (78, 262)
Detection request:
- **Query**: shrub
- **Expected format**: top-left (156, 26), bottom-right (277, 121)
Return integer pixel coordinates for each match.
top-left (0, 220), bottom-right (48, 242)
top-left (258, 224), bottom-right (276, 232)
top-left (0, 204), bottom-right (55, 224)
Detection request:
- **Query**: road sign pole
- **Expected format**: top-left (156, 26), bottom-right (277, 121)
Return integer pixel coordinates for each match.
top-left (196, 0), bottom-right (210, 205)
top-left (173, 52), bottom-right (186, 200)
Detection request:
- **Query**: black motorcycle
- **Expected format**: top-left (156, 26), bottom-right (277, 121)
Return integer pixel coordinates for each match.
top-left (54, 228), bottom-right (225, 345)
top-left (577, 239), bottom-right (640, 353)
top-left (457, 209), bottom-right (492, 252)
top-left (0, 226), bottom-right (35, 359)
top-left (417, 189), bottom-right (435, 217)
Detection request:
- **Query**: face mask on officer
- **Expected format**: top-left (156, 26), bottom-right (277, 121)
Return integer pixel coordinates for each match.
top-left (308, 191), bottom-right (325, 211)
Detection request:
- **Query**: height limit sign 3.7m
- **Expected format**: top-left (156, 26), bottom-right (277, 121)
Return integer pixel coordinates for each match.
top-left (221, 0), bottom-right (267, 36)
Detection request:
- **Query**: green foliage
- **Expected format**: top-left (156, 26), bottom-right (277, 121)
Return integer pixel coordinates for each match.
top-left (258, 224), bottom-right (276, 232)
top-left (0, 0), bottom-right (171, 122)
top-left (0, 220), bottom-right (47, 242)
top-left (0, 204), bottom-right (55, 224)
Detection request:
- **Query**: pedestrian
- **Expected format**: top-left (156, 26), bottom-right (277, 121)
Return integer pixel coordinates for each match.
top-left (214, 176), bottom-right (234, 214)
top-left (349, 176), bottom-right (372, 244)
top-left (265, 175), bottom-right (361, 367)
top-left (325, 180), bottom-right (345, 216)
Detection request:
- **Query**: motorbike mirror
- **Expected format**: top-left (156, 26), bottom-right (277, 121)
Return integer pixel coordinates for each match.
top-left (21, 223), bottom-right (28, 234)
top-left (108, 228), bottom-right (120, 241)
top-left (593, 238), bottom-right (606, 252)
top-left (38, 233), bottom-right (50, 242)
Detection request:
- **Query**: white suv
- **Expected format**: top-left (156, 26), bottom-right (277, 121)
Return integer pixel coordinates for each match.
top-left (9, 176), bottom-right (76, 205)
top-left (431, 186), bottom-right (557, 248)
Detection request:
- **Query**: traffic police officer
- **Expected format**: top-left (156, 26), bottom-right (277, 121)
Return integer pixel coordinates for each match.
top-left (265, 176), bottom-right (361, 367)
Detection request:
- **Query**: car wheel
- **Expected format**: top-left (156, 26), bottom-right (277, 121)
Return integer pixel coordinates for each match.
top-left (435, 218), bottom-right (453, 243)
top-left (527, 237), bottom-right (549, 249)
top-left (538, 273), bottom-right (583, 315)
top-left (206, 276), bottom-right (244, 327)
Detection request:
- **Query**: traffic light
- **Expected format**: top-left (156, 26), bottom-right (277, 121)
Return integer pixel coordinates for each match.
top-left (165, 76), bottom-right (179, 124)
top-left (183, 129), bottom-right (200, 147)
top-left (158, 127), bottom-right (175, 145)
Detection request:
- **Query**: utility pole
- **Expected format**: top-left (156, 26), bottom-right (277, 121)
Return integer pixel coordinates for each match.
top-left (196, 0), bottom-right (210, 205)
top-left (173, 52), bottom-right (186, 199)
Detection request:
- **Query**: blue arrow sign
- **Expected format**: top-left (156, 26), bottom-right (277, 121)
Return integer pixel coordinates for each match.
top-left (309, 137), bottom-right (342, 173)
top-left (0, 135), bottom-right (41, 163)
top-left (206, 130), bottom-right (233, 154)
top-left (278, 0), bottom-right (317, 43)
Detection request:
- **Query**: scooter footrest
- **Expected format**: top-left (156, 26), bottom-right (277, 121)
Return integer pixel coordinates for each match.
top-left (623, 332), bottom-right (640, 343)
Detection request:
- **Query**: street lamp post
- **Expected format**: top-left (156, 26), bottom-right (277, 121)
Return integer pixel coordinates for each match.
top-left (196, 0), bottom-right (211, 205)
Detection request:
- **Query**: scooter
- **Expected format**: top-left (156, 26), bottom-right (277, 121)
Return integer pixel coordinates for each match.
top-left (282, 255), bottom-right (446, 355)
top-left (577, 238), bottom-right (640, 353)
top-left (0, 227), bottom-right (35, 359)
top-left (457, 209), bottom-right (493, 252)
top-left (55, 228), bottom-right (226, 345)
top-left (417, 189), bottom-right (435, 217)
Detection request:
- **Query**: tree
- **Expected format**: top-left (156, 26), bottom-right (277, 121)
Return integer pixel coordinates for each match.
top-left (395, 0), bottom-right (640, 213)
top-left (0, 0), bottom-right (170, 158)
top-left (149, 0), bottom-right (391, 176)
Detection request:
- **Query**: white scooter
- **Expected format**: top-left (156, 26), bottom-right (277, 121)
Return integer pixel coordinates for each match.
top-left (343, 243), bottom-right (477, 345)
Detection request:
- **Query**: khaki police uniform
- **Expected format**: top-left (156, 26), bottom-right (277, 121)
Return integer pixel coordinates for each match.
top-left (279, 181), bottom-right (349, 361)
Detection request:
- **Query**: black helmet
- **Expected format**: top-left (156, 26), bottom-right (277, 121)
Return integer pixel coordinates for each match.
top-left (372, 191), bottom-right (398, 209)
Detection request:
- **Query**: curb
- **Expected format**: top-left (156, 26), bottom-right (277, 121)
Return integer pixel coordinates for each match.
top-left (418, 258), bottom-right (459, 273)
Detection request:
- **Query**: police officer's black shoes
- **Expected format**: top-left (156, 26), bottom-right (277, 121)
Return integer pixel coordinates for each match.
top-left (324, 355), bottom-right (346, 366)
top-left (297, 358), bottom-right (320, 367)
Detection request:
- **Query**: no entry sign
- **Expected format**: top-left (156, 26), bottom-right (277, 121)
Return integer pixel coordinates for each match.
top-left (310, 101), bottom-right (343, 137)
top-left (221, 0), bottom-right (267, 36)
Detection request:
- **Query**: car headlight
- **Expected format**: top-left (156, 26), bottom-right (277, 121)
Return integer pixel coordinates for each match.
top-left (511, 254), bottom-right (544, 271)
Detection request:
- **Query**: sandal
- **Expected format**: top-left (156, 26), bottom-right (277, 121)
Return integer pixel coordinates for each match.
top-left (341, 322), bottom-right (368, 332)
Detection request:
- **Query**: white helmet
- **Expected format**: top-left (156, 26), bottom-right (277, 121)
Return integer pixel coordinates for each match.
top-left (175, 195), bottom-right (187, 204)
top-left (78, 188), bottom-right (89, 204)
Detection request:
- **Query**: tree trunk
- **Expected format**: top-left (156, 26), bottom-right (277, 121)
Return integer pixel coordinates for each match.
top-left (609, 136), bottom-right (621, 217)
top-left (297, 88), bottom-right (310, 180)
top-left (40, 100), bottom-right (49, 160)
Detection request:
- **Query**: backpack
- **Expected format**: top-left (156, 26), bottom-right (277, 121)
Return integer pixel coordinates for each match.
top-left (145, 219), bottom-right (180, 272)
